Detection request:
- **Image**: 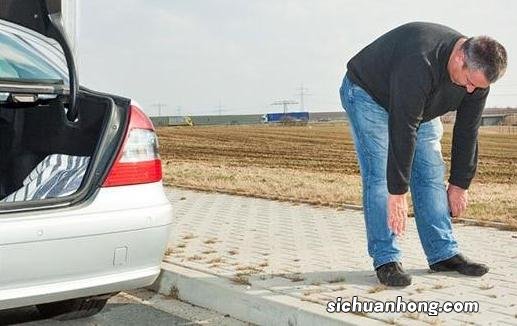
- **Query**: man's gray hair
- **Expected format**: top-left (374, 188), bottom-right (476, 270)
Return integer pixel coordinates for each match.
top-left (462, 36), bottom-right (507, 83)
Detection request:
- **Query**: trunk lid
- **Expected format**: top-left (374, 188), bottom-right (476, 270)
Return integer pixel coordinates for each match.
top-left (0, 0), bottom-right (78, 121)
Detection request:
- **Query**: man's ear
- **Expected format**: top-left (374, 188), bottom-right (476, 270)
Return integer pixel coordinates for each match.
top-left (456, 49), bottom-right (466, 67)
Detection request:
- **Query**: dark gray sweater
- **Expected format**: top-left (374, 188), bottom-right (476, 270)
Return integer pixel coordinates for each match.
top-left (346, 22), bottom-right (488, 194)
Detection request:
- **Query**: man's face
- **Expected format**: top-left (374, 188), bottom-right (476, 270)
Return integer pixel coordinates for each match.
top-left (455, 65), bottom-right (490, 93)
top-left (451, 47), bottom-right (490, 92)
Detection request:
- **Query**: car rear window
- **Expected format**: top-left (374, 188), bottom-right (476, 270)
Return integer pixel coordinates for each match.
top-left (0, 29), bottom-right (66, 83)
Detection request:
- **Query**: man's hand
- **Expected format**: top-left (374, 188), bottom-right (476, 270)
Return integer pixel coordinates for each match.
top-left (388, 193), bottom-right (408, 236)
top-left (447, 184), bottom-right (468, 218)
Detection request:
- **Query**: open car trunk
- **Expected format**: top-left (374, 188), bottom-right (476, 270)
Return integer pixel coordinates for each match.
top-left (0, 90), bottom-right (130, 210)
top-left (0, 1), bottom-right (133, 210)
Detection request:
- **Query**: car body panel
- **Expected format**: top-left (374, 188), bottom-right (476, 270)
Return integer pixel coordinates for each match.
top-left (0, 182), bottom-right (173, 310)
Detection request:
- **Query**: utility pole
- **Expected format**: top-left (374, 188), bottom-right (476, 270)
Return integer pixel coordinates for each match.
top-left (295, 83), bottom-right (310, 112)
top-left (217, 100), bottom-right (223, 116)
top-left (271, 100), bottom-right (298, 117)
top-left (151, 103), bottom-right (167, 117)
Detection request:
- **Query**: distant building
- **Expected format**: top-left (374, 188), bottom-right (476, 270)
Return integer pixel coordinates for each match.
top-left (480, 114), bottom-right (506, 126)
top-left (309, 111), bottom-right (347, 122)
top-left (151, 108), bottom-right (517, 127)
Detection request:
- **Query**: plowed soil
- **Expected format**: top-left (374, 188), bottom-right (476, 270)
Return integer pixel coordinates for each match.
top-left (158, 123), bottom-right (517, 226)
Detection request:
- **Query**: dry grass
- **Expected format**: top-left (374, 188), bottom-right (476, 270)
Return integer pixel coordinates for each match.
top-left (235, 265), bottom-right (264, 274)
top-left (432, 283), bottom-right (447, 290)
top-left (230, 273), bottom-right (251, 286)
top-left (203, 238), bottom-right (218, 244)
top-left (368, 284), bottom-right (388, 293)
top-left (182, 233), bottom-right (196, 240)
top-left (186, 255), bottom-right (203, 261)
top-left (328, 276), bottom-right (347, 284)
top-left (207, 257), bottom-right (224, 264)
top-left (159, 123), bottom-right (517, 227)
top-left (258, 261), bottom-right (269, 268)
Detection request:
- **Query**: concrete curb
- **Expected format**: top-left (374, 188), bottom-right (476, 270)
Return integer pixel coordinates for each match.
top-left (149, 262), bottom-right (384, 326)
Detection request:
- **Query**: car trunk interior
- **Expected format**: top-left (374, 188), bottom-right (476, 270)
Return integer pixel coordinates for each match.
top-left (0, 93), bottom-right (111, 201)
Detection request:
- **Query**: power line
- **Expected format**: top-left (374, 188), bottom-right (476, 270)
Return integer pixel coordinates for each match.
top-left (271, 99), bottom-right (298, 116)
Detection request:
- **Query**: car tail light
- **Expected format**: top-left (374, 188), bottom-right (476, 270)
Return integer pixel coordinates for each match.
top-left (102, 104), bottom-right (162, 187)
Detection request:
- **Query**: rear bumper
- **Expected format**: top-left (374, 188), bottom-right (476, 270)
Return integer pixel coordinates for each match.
top-left (0, 182), bottom-right (172, 310)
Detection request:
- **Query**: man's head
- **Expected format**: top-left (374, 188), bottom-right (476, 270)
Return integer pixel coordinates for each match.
top-left (449, 36), bottom-right (507, 93)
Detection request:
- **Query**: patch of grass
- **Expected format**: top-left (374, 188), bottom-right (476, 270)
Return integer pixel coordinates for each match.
top-left (228, 249), bottom-right (239, 256)
top-left (164, 247), bottom-right (174, 256)
top-left (235, 265), bottom-right (263, 274)
top-left (300, 297), bottom-right (322, 304)
top-left (258, 261), bottom-right (269, 268)
top-left (202, 249), bottom-right (217, 255)
top-left (432, 283), bottom-right (447, 290)
top-left (351, 311), bottom-right (368, 317)
top-left (405, 312), bottom-right (422, 320)
top-left (285, 273), bottom-right (305, 282)
top-left (176, 243), bottom-right (187, 248)
top-left (231, 273), bottom-right (251, 286)
top-left (186, 255), bottom-right (203, 261)
top-left (302, 288), bottom-right (327, 296)
top-left (182, 233), bottom-right (195, 240)
top-left (415, 287), bottom-right (426, 293)
top-left (168, 285), bottom-right (179, 300)
top-left (204, 238), bottom-right (218, 244)
top-left (328, 276), bottom-right (346, 284)
top-left (368, 284), bottom-right (387, 293)
top-left (207, 257), bottom-right (224, 264)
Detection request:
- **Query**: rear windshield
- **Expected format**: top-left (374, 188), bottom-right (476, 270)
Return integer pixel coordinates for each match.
top-left (0, 23), bottom-right (67, 83)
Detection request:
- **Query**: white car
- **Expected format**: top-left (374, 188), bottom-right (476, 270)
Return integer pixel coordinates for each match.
top-left (0, 0), bottom-right (172, 320)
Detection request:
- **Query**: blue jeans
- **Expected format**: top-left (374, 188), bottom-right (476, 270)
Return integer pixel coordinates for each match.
top-left (339, 75), bottom-right (459, 269)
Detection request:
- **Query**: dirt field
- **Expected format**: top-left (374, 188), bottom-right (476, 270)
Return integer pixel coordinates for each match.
top-left (158, 123), bottom-right (517, 228)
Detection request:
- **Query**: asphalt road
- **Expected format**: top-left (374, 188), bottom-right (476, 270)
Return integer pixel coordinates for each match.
top-left (0, 289), bottom-right (248, 326)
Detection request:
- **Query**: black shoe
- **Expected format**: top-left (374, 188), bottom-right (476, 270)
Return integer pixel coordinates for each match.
top-left (429, 254), bottom-right (489, 276)
top-left (375, 262), bottom-right (412, 287)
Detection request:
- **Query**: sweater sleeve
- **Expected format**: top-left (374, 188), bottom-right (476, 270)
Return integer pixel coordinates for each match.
top-left (387, 59), bottom-right (433, 194)
top-left (448, 87), bottom-right (489, 189)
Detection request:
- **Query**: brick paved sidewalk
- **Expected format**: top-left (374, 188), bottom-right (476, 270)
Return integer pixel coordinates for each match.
top-left (160, 187), bottom-right (517, 325)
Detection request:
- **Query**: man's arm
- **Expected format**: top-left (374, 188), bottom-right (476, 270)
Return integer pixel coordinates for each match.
top-left (449, 87), bottom-right (489, 190)
top-left (387, 58), bottom-right (432, 235)
top-left (387, 59), bottom-right (432, 194)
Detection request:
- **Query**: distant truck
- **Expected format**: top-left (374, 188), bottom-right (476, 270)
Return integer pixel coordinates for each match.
top-left (262, 112), bottom-right (309, 124)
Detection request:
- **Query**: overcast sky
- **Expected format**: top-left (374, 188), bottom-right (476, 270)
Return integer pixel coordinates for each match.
top-left (77, 0), bottom-right (517, 116)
